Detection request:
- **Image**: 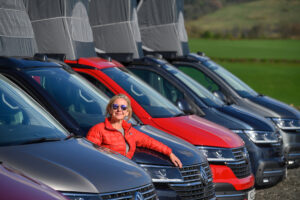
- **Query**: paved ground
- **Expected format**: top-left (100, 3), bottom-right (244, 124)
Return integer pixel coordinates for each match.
top-left (255, 167), bottom-right (300, 200)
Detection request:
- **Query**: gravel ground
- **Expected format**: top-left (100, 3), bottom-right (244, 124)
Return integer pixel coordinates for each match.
top-left (255, 167), bottom-right (300, 200)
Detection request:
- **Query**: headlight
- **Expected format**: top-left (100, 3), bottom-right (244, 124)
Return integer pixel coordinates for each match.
top-left (140, 164), bottom-right (184, 183)
top-left (269, 118), bottom-right (300, 130)
top-left (62, 193), bottom-right (102, 200)
top-left (232, 129), bottom-right (279, 144)
top-left (244, 130), bottom-right (279, 144)
top-left (197, 146), bottom-right (235, 162)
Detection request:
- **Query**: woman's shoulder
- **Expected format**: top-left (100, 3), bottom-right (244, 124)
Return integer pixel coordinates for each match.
top-left (90, 122), bottom-right (106, 130)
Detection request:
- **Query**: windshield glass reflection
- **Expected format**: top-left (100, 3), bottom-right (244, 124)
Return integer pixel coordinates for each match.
top-left (163, 64), bottom-right (224, 107)
top-left (102, 67), bottom-right (183, 118)
top-left (0, 75), bottom-right (68, 146)
top-left (25, 68), bottom-right (109, 132)
top-left (203, 60), bottom-right (258, 97)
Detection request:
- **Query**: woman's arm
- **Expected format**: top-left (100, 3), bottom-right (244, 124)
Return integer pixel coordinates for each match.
top-left (135, 129), bottom-right (182, 168)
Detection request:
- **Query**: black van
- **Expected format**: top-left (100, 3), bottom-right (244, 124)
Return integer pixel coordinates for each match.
top-left (170, 53), bottom-right (300, 168)
top-left (0, 73), bottom-right (157, 200)
top-left (126, 55), bottom-right (287, 187)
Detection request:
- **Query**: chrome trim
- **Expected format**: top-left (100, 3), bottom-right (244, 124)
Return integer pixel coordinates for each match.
top-left (216, 193), bottom-right (245, 198)
top-left (170, 181), bottom-right (206, 187)
top-left (263, 169), bottom-right (285, 175)
top-left (288, 153), bottom-right (300, 157)
top-left (99, 184), bottom-right (157, 200)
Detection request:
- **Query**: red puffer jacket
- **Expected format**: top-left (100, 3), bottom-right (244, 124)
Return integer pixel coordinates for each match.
top-left (86, 118), bottom-right (172, 159)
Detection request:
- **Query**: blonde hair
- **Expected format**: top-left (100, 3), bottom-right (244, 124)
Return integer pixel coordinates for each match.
top-left (106, 93), bottom-right (132, 121)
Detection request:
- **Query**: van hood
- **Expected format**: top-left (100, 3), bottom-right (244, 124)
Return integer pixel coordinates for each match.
top-left (0, 138), bottom-right (151, 194)
top-left (152, 115), bottom-right (244, 148)
top-left (133, 125), bottom-right (205, 165)
top-left (202, 107), bottom-right (252, 130)
top-left (248, 95), bottom-right (300, 119)
top-left (218, 105), bottom-right (276, 132)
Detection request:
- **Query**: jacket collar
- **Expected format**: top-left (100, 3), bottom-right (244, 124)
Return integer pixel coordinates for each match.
top-left (104, 118), bottom-right (132, 132)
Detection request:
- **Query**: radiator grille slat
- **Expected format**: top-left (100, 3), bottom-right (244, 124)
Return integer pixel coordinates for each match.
top-left (227, 147), bottom-right (252, 178)
top-left (100, 184), bottom-right (157, 200)
top-left (169, 163), bottom-right (216, 200)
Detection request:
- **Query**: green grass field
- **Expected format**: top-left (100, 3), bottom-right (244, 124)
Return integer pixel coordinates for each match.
top-left (188, 39), bottom-right (300, 60)
top-left (188, 39), bottom-right (300, 108)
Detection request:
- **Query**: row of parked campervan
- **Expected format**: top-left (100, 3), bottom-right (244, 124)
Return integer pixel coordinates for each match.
top-left (0, 0), bottom-right (299, 200)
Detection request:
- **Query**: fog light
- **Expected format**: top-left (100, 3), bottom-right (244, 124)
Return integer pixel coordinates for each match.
top-left (288, 160), bottom-right (295, 165)
top-left (263, 178), bottom-right (269, 183)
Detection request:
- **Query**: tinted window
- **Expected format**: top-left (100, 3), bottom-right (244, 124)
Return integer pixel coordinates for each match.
top-left (162, 64), bottom-right (224, 107)
top-left (79, 72), bottom-right (115, 98)
top-left (202, 60), bottom-right (258, 97)
top-left (130, 69), bottom-right (184, 105)
top-left (25, 68), bottom-right (109, 131)
top-left (0, 75), bottom-right (68, 146)
top-left (101, 67), bottom-right (183, 118)
top-left (177, 66), bottom-right (220, 93)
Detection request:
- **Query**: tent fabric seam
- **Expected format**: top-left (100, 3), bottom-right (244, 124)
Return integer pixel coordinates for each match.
top-left (64, 0), bottom-right (76, 59)
top-left (0, 34), bottom-right (34, 38)
top-left (140, 23), bottom-right (177, 30)
top-left (91, 21), bottom-right (131, 28)
top-left (0, 7), bottom-right (24, 12)
top-left (31, 16), bottom-right (88, 23)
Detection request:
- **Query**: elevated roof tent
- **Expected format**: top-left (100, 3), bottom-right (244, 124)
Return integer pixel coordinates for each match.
top-left (24, 0), bottom-right (96, 60)
top-left (89, 0), bottom-right (143, 59)
top-left (137, 0), bottom-right (189, 56)
top-left (0, 0), bottom-right (37, 57)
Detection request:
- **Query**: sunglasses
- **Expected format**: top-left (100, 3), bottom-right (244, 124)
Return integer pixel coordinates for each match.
top-left (112, 104), bottom-right (128, 111)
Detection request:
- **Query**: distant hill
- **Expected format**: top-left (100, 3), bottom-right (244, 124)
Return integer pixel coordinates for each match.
top-left (184, 0), bottom-right (300, 39)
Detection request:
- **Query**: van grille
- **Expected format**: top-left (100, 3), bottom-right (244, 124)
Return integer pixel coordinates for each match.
top-left (100, 184), bottom-right (157, 200)
top-left (226, 147), bottom-right (252, 178)
top-left (271, 142), bottom-right (283, 157)
top-left (169, 163), bottom-right (216, 200)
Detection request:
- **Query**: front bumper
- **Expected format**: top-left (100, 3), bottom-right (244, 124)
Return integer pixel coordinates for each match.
top-left (210, 164), bottom-right (255, 200)
top-left (155, 188), bottom-right (216, 200)
top-left (254, 158), bottom-right (286, 187)
top-left (236, 132), bottom-right (286, 187)
top-left (280, 129), bottom-right (300, 168)
top-left (215, 184), bottom-right (255, 200)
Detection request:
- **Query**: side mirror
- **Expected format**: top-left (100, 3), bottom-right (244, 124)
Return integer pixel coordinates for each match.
top-left (213, 90), bottom-right (227, 102)
top-left (176, 99), bottom-right (194, 114)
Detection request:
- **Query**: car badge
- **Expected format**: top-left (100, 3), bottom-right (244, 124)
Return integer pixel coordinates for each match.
top-left (134, 192), bottom-right (144, 200)
top-left (200, 167), bottom-right (209, 186)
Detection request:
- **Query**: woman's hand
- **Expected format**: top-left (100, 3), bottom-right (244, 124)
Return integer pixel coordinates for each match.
top-left (169, 153), bottom-right (183, 168)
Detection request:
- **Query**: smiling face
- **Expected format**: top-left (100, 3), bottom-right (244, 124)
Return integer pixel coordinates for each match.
top-left (109, 98), bottom-right (129, 122)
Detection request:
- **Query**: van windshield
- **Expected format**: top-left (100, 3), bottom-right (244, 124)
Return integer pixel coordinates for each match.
top-left (202, 60), bottom-right (258, 97)
top-left (163, 64), bottom-right (224, 107)
top-left (0, 75), bottom-right (68, 146)
top-left (25, 68), bottom-right (109, 132)
top-left (102, 67), bottom-right (183, 118)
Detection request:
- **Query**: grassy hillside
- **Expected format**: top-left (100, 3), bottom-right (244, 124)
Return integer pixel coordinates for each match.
top-left (189, 39), bottom-right (300, 60)
top-left (188, 39), bottom-right (300, 108)
top-left (186, 0), bottom-right (300, 39)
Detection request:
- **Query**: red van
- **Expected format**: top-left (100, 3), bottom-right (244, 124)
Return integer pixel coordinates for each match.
top-left (66, 57), bottom-right (255, 200)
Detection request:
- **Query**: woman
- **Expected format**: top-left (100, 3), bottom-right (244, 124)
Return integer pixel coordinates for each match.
top-left (87, 94), bottom-right (182, 168)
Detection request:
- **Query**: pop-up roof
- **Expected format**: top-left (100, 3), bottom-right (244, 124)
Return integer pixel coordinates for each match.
top-left (24, 0), bottom-right (96, 60)
top-left (137, 0), bottom-right (189, 56)
top-left (0, 0), bottom-right (37, 57)
top-left (89, 0), bottom-right (143, 59)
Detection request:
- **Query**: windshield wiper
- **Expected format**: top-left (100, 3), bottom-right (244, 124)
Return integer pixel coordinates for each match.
top-left (173, 113), bottom-right (186, 117)
top-left (21, 137), bottom-right (62, 145)
top-left (64, 133), bottom-right (83, 140)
